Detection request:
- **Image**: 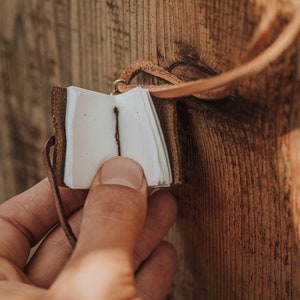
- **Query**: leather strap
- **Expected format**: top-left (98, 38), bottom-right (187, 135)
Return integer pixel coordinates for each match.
top-left (42, 136), bottom-right (77, 248)
top-left (114, 7), bottom-right (300, 99)
top-left (113, 60), bottom-right (230, 99)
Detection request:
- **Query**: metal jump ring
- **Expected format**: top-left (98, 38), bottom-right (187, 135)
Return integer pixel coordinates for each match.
top-left (111, 78), bottom-right (128, 95)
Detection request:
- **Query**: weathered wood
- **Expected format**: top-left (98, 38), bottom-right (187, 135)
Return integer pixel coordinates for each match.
top-left (1, 0), bottom-right (300, 299)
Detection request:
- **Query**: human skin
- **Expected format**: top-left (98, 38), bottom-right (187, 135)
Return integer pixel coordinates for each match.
top-left (0, 157), bottom-right (178, 299)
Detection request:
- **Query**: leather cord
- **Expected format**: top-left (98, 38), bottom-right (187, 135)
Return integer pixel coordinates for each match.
top-left (112, 60), bottom-right (230, 99)
top-left (114, 6), bottom-right (300, 99)
top-left (42, 136), bottom-right (77, 248)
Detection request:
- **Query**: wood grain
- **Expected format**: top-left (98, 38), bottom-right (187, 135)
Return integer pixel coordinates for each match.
top-left (1, 0), bottom-right (300, 299)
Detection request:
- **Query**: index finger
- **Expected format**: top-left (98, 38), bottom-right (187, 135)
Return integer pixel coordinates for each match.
top-left (0, 179), bottom-right (87, 269)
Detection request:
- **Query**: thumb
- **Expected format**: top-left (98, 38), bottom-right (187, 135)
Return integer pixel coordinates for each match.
top-left (49, 157), bottom-right (147, 299)
top-left (75, 156), bottom-right (148, 259)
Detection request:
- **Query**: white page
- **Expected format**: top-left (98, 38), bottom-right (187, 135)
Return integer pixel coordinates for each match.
top-left (64, 86), bottom-right (172, 188)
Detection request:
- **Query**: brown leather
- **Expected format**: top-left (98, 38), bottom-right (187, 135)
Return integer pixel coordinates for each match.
top-left (51, 87), bottom-right (67, 187)
top-left (115, 60), bottom-right (230, 100)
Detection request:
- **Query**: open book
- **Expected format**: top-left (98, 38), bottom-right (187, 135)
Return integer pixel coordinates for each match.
top-left (64, 86), bottom-right (172, 188)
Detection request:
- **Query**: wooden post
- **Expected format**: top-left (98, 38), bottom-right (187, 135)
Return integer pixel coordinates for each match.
top-left (1, 1), bottom-right (300, 299)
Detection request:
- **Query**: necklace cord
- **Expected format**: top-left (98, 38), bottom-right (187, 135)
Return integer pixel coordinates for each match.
top-left (114, 5), bottom-right (300, 99)
top-left (42, 136), bottom-right (77, 248)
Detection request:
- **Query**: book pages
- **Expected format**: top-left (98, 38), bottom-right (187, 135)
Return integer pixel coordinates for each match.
top-left (64, 86), bottom-right (172, 188)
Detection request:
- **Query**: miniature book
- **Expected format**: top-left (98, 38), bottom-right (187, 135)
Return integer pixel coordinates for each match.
top-left (55, 86), bottom-right (172, 188)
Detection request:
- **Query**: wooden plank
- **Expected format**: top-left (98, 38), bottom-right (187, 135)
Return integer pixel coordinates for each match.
top-left (1, 0), bottom-right (300, 298)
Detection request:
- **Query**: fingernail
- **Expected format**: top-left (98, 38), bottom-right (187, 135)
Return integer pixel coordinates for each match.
top-left (96, 157), bottom-right (145, 190)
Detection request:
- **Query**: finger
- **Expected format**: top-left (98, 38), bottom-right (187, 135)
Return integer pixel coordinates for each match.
top-left (49, 157), bottom-right (148, 299)
top-left (0, 281), bottom-right (46, 300)
top-left (25, 209), bottom-right (83, 288)
top-left (0, 257), bottom-right (31, 284)
top-left (25, 190), bottom-right (177, 288)
top-left (136, 241), bottom-right (177, 300)
top-left (0, 179), bottom-right (87, 269)
top-left (133, 190), bottom-right (177, 270)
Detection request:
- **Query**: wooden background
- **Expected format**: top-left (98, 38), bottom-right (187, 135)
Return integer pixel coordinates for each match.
top-left (1, 0), bottom-right (300, 299)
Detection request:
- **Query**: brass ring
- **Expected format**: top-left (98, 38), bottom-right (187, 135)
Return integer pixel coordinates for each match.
top-left (111, 78), bottom-right (128, 95)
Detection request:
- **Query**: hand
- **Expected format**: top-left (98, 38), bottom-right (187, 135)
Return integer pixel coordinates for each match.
top-left (0, 157), bottom-right (177, 299)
